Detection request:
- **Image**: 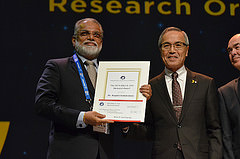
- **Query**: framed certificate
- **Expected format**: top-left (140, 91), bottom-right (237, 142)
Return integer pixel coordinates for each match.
top-left (93, 61), bottom-right (150, 122)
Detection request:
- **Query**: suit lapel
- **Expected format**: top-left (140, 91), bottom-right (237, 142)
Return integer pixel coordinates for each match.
top-left (234, 77), bottom-right (240, 105)
top-left (70, 56), bottom-right (95, 99)
top-left (154, 72), bottom-right (178, 122)
top-left (70, 56), bottom-right (78, 73)
top-left (179, 69), bottom-right (198, 122)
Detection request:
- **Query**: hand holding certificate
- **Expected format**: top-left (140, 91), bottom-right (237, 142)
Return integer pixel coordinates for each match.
top-left (93, 61), bottom-right (150, 123)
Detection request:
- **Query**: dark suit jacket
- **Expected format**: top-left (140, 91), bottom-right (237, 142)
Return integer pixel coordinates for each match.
top-left (129, 69), bottom-right (222, 159)
top-left (218, 78), bottom-right (240, 159)
top-left (35, 56), bottom-right (114, 159)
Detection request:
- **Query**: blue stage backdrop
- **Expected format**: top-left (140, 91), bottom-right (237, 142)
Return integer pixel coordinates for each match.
top-left (1, 0), bottom-right (240, 159)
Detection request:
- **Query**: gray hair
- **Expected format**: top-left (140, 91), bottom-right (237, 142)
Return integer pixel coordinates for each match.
top-left (73, 18), bottom-right (103, 38)
top-left (158, 27), bottom-right (189, 48)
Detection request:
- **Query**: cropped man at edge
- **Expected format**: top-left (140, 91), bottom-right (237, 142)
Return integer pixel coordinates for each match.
top-left (218, 34), bottom-right (240, 159)
top-left (34, 18), bottom-right (152, 159)
top-left (126, 27), bottom-right (222, 159)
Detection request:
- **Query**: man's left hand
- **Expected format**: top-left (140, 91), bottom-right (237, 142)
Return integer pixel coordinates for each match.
top-left (140, 84), bottom-right (152, 100)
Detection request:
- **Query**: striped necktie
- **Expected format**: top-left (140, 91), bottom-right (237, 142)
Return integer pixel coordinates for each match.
top-left (85, 60), bottom-right (97, 88)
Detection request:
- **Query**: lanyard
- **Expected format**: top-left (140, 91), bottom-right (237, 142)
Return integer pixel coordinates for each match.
top-left (73, 54), bottom-right (92, 104)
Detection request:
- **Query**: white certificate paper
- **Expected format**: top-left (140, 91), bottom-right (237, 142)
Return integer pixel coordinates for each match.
top-left (93, 61), bottom-right (150, 122)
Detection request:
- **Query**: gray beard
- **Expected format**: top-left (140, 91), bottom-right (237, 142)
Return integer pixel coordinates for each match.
top-left (75, 43), bottom-right (102, 59)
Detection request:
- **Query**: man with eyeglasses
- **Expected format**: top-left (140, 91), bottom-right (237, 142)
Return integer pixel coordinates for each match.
top-left (35, 18), bottom-right (151, 159)
top-left (126, 27), bottom-right (222, 159)
top-left (218, 34), bottom-right (240, 159)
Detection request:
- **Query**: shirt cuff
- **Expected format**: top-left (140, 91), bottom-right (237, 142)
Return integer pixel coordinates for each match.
top-left (76, 111), bottom-right (87, 128)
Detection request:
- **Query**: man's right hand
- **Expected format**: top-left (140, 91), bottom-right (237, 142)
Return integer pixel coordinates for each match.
top-left (84, 111), bottom-right (114, 126)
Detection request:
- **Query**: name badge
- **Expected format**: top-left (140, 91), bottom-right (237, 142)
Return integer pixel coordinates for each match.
top-left (93, 123), bottom-right (110, 134)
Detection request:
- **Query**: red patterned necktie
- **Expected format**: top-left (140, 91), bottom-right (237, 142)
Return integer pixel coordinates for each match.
top-left (172, 72), bottom-right (183, 121)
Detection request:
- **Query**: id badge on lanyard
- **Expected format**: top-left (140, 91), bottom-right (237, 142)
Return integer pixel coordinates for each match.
top-left (73, 54), bottom-right (110, 134)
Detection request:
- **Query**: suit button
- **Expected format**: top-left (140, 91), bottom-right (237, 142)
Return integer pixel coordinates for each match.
top-left (173, 143), bottom-right (178, 148)
top-left (177, 124), bottom-right (182, 128)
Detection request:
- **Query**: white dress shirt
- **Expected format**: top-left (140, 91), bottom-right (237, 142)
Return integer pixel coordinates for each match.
top-left (164, 66), bottom-right (187, 103)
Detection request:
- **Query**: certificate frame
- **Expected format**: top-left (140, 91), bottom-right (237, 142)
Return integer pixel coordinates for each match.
top-left (93, 61), bottom-right (150, 122)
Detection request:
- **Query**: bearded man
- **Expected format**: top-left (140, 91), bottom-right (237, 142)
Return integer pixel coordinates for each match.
top-left (35, 18), bottom-right (115, 159)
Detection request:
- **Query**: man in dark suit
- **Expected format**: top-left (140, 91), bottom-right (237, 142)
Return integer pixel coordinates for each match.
top-left (35, 18), bottom-right (115, 159)
top-left (218, 34), bottom-right (240, 159)
top-left (128, 27), bottom-right (222, 159)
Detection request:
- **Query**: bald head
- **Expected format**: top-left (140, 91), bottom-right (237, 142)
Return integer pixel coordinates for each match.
top-left (227, 34), bottom-right (240, 71)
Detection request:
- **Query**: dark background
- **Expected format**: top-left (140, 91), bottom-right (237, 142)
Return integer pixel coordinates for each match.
top-left (1, 0), bottom-right (239, 158)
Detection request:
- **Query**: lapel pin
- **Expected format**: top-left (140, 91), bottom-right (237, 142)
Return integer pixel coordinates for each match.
top-left (192, 79), bottom-right (197, 84)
